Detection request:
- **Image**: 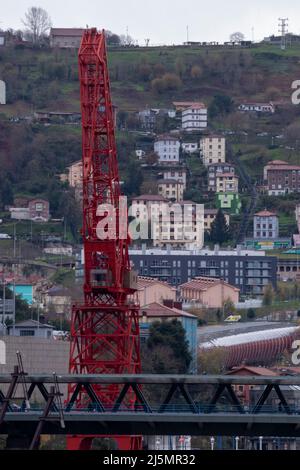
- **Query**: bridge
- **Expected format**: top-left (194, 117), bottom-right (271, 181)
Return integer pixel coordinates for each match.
top-left (1, 371), bottom-right (300, 448)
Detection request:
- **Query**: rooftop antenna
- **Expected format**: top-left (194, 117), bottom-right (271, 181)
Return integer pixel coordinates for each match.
top-left (278, 17), bottom-right (288, 50)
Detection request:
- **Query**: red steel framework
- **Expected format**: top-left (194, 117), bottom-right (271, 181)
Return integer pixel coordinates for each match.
top-left (68, 28), bottom-right (141, 450)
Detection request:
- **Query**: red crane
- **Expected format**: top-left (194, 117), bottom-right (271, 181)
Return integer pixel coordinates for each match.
top-left (68, 28), bottom-right (141, 450)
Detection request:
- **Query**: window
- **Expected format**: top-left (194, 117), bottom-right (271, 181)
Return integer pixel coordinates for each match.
top-left (20, 330), bottom-right (35, 336)
top-left (35, 202), bottom-right (44, 212)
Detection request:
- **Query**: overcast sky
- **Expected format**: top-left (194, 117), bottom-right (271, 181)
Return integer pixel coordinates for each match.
top-left (1, 0), bottom-right (300, 45)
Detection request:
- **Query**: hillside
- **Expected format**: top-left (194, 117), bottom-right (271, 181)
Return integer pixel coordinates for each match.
top-left (1, 42), bottom-right (300, 242)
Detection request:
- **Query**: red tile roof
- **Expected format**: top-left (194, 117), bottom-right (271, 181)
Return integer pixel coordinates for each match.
top-left (255, 210), bottom-right (277, 217)
top-left (140, 302), bottom-right (197, 319)
top-left (132, 194), bottom-right (169, 202)
top-left (227, 366), bottom-right (277, 376)
top-left (137, 277), bottom-right (174, 290)
top-left (180, 277), bottom-right (239, 292)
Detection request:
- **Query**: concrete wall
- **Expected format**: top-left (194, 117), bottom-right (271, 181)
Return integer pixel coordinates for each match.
top-left (0, 336), bottom-right (69, 400)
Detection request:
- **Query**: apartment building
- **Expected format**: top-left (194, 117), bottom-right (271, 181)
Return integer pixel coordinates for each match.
top-left (160, 168), bottom-right (187, 189)
top-left (129, 247), bottom-right (277, 295)
top-left (182, 103), bottom-right (207, 132)
top-left (253, 210), bottom-right (279, 239)
top-left (180, 277), bottom-right (239, 308)
top-left (208, 162), bottom-right (235, 192)
top-left (154, 135), bottom-right (180, 163)
top-left (264, 160), bottom-right (300, 195)
top-left (157, 179), bottom-right (184, 202)
top-left (200, 135), bottom-right (226, 166)
top-left (216, 173), bottom-right (239, 193)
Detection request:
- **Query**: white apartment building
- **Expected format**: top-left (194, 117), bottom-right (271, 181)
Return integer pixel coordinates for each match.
top-left (161, 168), bottom-right (187, 189)
top-left (200, 135), bottom-right (226, 166)
top-left (154, 135), bottom-right (180, 163)
top-left (182, 104), bottom-right (207, 132)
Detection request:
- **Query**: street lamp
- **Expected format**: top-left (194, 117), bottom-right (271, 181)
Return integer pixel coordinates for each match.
top-left (235, 436), bottom-right (240, 450)
top-left (210, 436), bottom-right (215, 450)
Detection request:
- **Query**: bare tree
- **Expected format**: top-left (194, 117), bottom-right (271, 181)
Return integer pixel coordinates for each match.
top-left (230, 32), bottom-right (245, 43)
top-left (22, 6), bottom-right (52, 44)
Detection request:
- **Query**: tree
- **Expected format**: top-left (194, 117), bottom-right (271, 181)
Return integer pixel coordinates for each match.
top-left (223, 298), bottom-right (236, 317)
top-left (146, 320), bottom-right (192, 373)
top-left (247, 308), bottom-right (256, 320)
top-left (191, 65), bottom-right (203, 80)
top-left (22, 6), bottom-right (52, 44)
top-left (263, 284), bottom-right (275, 306)
top-left (209, 209), bottom-right (230, 245)
top-left (230, 32), bottom-right (245, 43)
top-left (209, 94), bottom-right (234, 119)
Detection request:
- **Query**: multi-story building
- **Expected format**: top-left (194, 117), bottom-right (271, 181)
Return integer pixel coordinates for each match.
top-left (264, 160), bottom-right (300, 195)
top-left (137, 108), bottom-right (157, 130)
top-left (216, 173), bottom-right (239, 193)
top-left (157, 179), bottom-right (184, 202)
top-left (50, 28), bottom-right (85, 48)
top-left (180, 276), bottom-right (240, 308)
top-left (60, 160), bottom-right (82, 188)
top-left (160, 167), bottom-right (187, 189)
top-left (204, 209), bottom-right (230, 232)
top-left (154, 135), bottom-right (180, 163)
top-left (253, 210), bottom-right (279, 239)
top-left (208, 162), bottom-right (235, 192)
top-left (130, 199), bottom-right (204, 250)
top-left (129, 246), bottom-right (277, 296)
top-left (182, 103), bottom-right (207, 132)
top-left (131, 277), bottom-right (176, 307)
top-left (200, 135), bottom-right (226, 166)
top-left (238, 102), bottom-right (275, 113)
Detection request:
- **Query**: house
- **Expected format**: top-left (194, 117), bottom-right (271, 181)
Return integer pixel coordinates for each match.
top-left (253, 210), bottom-right (279, 239)
top-left (216, 193), bottom-right (241, 215)
top-left (208, 162), bottom-right (235, 192)
top-left (173, 101), bottom-right (205, 112)
top-left (182, 103), bottom-right (207, 132)
top-left (60, 160), bottom-right (82, 188)
top-left (0, 80), bottom-right (6, 105)
top-left (160, 168), bottom-right (187, 189)
top-left (43, 286), bottom-right (72, 316)
top-left (43, 244), bottom-right (73, 257)
top-left (7, 320), bottom-right (54, 339)
top-left (137, 108), bottom-right (158, 130)
top-left (154, 135), bottom-right (180, 163)
top-left (204, 209), bottom-right (230, 232)
top-left (238, 102), bottom-right (275, 113)
top-left (131, 277), bottom-right (176, 307)
top-left (264, 160), bottom-right (300, 195)
top-left (157, 179), bottom-right (184, 202)
top-left (216, 173), bottom-right (239, 193)
top-left (200, 135), bottom-right (226, 166)
top-left (131, 194), bottom-right (169, 213)
top-left (9, 199), bottom-right (50, 222)
top-left (139, 301), bottom-right (198, 373)
top-left (50, 28), bottom-right (84, 48)
top-left (135, 149), bottom-right (146, 159)
top-left (182, 142), bottom-right (198, 154)
top-left (180, 276), bottom-right (240, 308)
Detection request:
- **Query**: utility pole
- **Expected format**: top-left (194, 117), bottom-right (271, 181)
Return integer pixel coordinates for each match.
top-left (186, 25), bottom-right (189, 44)
top-left (278, 18), bottom-right (288, 50)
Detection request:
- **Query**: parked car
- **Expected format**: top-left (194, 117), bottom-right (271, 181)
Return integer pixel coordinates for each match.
top-left (0, 233), bottom-right (11, 239)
